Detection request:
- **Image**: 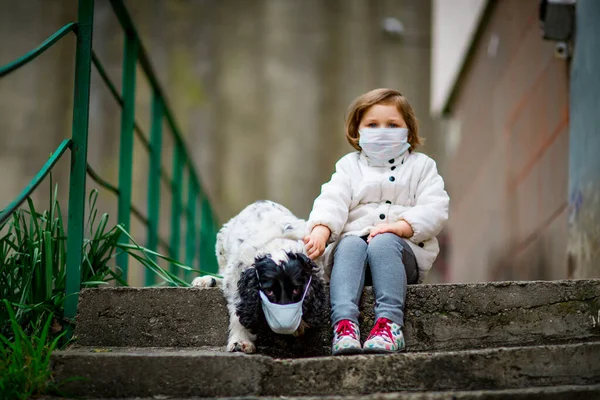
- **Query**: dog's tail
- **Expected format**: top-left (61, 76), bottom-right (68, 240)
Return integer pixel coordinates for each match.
top-left (215, 223), bottom-right (229, 272)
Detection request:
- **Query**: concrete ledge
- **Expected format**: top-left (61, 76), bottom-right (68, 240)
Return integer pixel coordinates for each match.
top-left (76, 286), bottom-right (228, 348)
top-left (75, 279), bottom-right (600, 356)
top-left (52, 342), bottom-right (600, 397)
top-left (43, 384), bottom-right (600, 399)
top-left (52, 346), bottom-right (271, 398)
top-left (283, 386), bottom-right (600, 400)
top-left (265, 342), bottom-right (600, 396)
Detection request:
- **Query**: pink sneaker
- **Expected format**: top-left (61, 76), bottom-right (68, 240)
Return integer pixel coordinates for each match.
top-left (332, 319), bottom-right (362, 355)
top-left (362, 317), bottom-right (405, 353)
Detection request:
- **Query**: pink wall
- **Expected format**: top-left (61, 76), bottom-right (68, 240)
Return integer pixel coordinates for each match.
top-left (445, 0), bottom-right (570, 282)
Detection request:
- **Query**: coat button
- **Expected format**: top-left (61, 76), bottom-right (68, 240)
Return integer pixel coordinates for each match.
top-left (389, 176), bottom-right (395, 182)
top-left (391, 166), bottom-right (396, 171)
top-left (379, 214), bottom-right (385, 220)
top-left (385, 200), bottom-right (392, 204)
top-left (389, 159), bottom-right (394, 164)
top-left (418, 242), bottom-right (424, 248)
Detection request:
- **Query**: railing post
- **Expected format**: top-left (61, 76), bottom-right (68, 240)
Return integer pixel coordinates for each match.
top-left (170, 142), bottom-right (184, 278)
top-left (65, 0), bottom-right (94, 324)
top-left (116, 31), bottom-right (138, 283)
top-left (185, 177), bottom-right (197, 281)
top-left (146, 93), bottom-right (163, 286)
top-left (200, 193), bottom-right (218, 274)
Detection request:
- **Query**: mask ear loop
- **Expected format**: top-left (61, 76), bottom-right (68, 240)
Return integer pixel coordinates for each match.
top-left (255, 268), bottom-right (263, 289)
top-left (301, 276), bottom-right (312, 302)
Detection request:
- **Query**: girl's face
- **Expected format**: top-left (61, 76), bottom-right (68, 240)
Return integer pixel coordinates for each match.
top-left (359, 103), bottom-right (407, 129)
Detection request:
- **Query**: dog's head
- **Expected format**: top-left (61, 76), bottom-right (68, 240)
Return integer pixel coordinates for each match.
top-left (236, 252), bottom-right (326, 333)
top-left (254, 252), bottom-right (314, 305)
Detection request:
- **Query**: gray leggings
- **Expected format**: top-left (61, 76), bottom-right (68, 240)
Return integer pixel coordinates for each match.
top-left (330, 233), bottom-right (418, 327)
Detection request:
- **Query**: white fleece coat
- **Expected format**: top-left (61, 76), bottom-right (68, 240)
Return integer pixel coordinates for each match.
top-left (307, 150), bottom-right (449, 283)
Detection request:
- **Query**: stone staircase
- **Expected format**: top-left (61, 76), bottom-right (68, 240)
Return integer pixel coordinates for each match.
top-left (51, 279), bottom-right (600, 398)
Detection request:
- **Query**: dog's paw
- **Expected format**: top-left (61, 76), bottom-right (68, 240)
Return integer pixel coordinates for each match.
top-left (191, 276), bottom-right (218, 288)
top-left (227, 340), bottom-right (256, 354)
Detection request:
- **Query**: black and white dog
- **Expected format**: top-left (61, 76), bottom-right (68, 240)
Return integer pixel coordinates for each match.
top-left (192, 200), bottom-right (326, 353)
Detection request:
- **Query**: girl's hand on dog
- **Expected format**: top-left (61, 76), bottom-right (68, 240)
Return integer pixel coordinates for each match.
top-left (304, 225), bottom-right (331, 260)
top-left (367, 220), bottom-right (414, 243)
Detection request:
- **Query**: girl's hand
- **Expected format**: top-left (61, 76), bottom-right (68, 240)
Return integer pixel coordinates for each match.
top-left (303, 225), bottom-right (331, 260)
top-left (367, 220), bottom-right (414, 242)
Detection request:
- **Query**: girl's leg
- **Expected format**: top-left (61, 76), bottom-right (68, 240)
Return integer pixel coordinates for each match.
top-left (366, 233), bottom-right (418, 327)
top-left (330, 235), bottom-right (368, 324)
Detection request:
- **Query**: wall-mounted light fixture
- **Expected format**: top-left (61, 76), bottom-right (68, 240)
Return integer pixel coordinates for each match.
top-left (539, 0), bottom-right (576, 59)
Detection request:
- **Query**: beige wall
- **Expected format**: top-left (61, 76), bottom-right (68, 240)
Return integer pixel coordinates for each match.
top-left (431, 0), bottom-right (487, 114)
top-left (0, 0), bottom-right (77, 218)
top-left (1, 0), bottom-right (440, 284)
top-left (440, 0), bottom-right (570, 282)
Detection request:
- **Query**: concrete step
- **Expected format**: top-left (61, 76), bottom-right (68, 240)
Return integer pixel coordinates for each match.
top-left (52, 342), bottom-right (600, 398)
top-left (74, 279), bottom-right (600, 357)
top-left (39, 384), bottom-right (600, 399)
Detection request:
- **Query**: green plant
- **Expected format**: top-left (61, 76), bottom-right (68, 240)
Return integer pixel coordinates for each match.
top-left (0, 184), bottom-right (205, 338)
top-left (0, 184), bottom-right (69, 339)
top-left (0, 299), bottom-right (66, 399)
top-left (0, 184), bottom-right (124, 338)
top-left (0, 183), bottom-right (216, 399)
top-left (0, 182), bottom-right (219, 398)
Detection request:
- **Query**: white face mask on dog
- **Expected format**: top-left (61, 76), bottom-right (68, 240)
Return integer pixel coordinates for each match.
top-left (257, 273), bottom-right (312, 335)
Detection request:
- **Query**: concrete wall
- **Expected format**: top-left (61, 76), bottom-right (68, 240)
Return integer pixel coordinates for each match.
top-left (0, 0), bottom-right (439, 284)
top-left (442, 0), bottom-right (570, 282)
top-left (567, 0), bottom-right (600, 279)
top-left (0, 0), bottom-right (77, 218)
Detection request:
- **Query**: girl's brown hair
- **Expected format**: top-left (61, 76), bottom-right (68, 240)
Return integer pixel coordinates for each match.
top-left (345, 88), bottom-right (422, 152)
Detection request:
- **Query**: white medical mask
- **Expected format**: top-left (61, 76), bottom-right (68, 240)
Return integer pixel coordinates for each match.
top-left (257, 274), bottom-right (312, 335)
top-left (358, 127), bottom-right (410, 164)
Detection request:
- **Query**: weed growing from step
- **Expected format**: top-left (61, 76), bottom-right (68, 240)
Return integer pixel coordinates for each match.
top-left (0, 183), bottom-right (203, 399)
top-left (0, 300), bottom-right (68, 399)
top-left (0, 185), bottom-right (196, 334)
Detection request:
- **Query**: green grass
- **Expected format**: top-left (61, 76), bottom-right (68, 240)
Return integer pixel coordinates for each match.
top-left (0, 299), bottom-right (66, 399)
top-left (0, 185), bottom-right (198, 336)
top-left (0, 182), bottom-right (216, 399)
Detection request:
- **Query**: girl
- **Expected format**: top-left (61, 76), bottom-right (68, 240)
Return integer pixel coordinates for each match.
top-left (304, 88), bottom-right (449, 355)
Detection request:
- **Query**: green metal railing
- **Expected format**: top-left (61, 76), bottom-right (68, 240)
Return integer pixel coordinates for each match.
top-left (0, 0), bottom-right (219, 321)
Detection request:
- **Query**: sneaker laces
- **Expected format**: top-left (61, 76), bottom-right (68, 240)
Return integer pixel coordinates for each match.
top-left (367, 318), bottom-right (393, 342)
top-left (336, 320), bottom-right (357, 340)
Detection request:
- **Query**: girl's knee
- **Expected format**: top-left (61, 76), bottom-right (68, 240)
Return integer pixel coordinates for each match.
top-left (334, 235), bottom-right (367, 260)
top-left (367, 233), bottom-right (405, 260)
top-left (337, 235), bottom-right (366, 250)
top-left (368, 232), bottom-right (401, 248)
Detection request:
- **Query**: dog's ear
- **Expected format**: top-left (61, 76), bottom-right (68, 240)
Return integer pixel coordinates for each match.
top-left (236, 268), bottom-right (262, 333)
top-left (285, 252), bottom-right (326, 327)
top-left (302, 270), bottom-right (327, 328)
top-left (253, 254), bottom-right (277, 276)
top-left (288, 252), bottom-right (319, 275)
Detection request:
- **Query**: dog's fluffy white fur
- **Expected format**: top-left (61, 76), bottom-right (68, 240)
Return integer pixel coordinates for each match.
top-left (192, 200), bottom-right (323, 353)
